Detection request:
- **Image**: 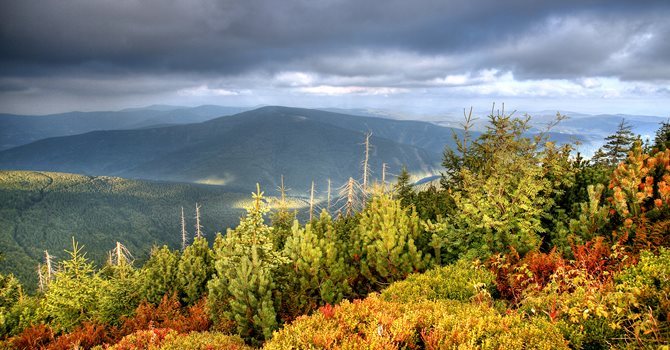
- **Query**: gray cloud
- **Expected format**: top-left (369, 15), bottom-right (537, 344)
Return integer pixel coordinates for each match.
top-left (0, 0), bottom-right (669, 114)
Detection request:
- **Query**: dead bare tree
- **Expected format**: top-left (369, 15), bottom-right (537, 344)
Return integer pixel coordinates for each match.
top-left (194, 202), bottom-right (203, 238)
top-left (361, 132), bottom-right (372, 191)
top-left (37, 263), bottom-right (45, 292)
top-left (180, 206), bottom-right (188, 250)
top-left (44, 250), bottom-right (53, 283)
top-left (337, 177), bottom-right (363, 217)
top-left (309, 180), bottom-right (315, 221)
top-left (111, 241), bottom-right (132, 266)
top-left (327, 178), bottom-right (332, 212)
top-left (381, 162), bottom-right (388, 192)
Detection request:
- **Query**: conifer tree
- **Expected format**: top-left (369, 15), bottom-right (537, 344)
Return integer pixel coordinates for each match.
top-left (139, 245), bottom-right (180, 305)
top-left (42, 239), bottom-right (103, 332)
top-left (429, 111), bottom-right (565, 261)
top-left (654, 119), bottom-right (670, 151)
top-left (394, 166), bottom-right (415, 208)
top-left (97, 252), bottom-right (139, 325)
top-left (208, 184), bottom-right (288, 344)
top-left (592, 119), bottom-right (636, 166)
top-left (441, 107), bottom-right (475, 189)
top-left (177, 236), bottom-right (213, 305)
top-left (353, 193), bottom-right (428, 289)
top-left (280, 210), bottom-right (352, 319)
top-left (270, 175), bottom-right (296, 250)
top-left (0, 273), bottom-right (22, 336)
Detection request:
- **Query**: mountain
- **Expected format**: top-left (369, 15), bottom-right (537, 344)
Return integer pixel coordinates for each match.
top-left (0, 106), bottom-right (451, 193)
top-left (0, 105), bottom-right (249, 151)
top-left (0, 170), bottom-right (268, 289)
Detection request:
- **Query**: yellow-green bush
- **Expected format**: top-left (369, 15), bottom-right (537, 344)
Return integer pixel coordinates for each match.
top-left (264, 294), bottom-right (568, 350)
top-left (519, 248), bottom-right (670, 349)
top-left (103, 329), bottom-right (251, 350)
top-left (156, 331), bottom-right (252, 350)
top-left (615, 248), bottom-right (670, 346)
top-left (380, 259), bottom-right (495, 303)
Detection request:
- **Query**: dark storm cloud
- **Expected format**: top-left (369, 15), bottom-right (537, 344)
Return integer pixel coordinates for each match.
top-left (1, 0), bottom-right (669, 81)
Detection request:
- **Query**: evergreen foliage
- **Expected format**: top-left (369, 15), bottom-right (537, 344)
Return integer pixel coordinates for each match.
top-left (653, 119), bottom-right (670, 150)
top-left (3, 107), bottom-right (670, 349)
top-left (0, 273), bottom-right (22, 337)
top-left (96, 263), bottom-right (140, 326)
top-left (591, 119), bottom-right (637, 166)
top-left (139, 246), bottom-right (180, 305)
top-left (393, 166), bottom-right (415, 208)
top-left (280, 211), bottom-right (352, 319)
top-left (352, 193), bottom-right (428, 289)
top-left (429, 112), bottom-right (569, 262)
top-left (177, 237), bottom-right (213, 305)
top-left (41, 239), bottom-right (103, 332)
top-left (207, 185), bottom-right (287, 344)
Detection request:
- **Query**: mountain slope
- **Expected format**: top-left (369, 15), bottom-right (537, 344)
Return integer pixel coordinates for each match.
top-left (0, 106), bottom-right (447, 192)
top-left (0, 105), bottom-right (248, 151)
top-left (0, 170), bottom-right (261, 289)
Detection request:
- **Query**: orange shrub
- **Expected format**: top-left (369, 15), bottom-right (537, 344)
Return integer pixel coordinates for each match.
top-left (9, 324), bottom-right (54, 350)
top-left (121, 295), bottom-right (211, 335)
top-left (106, 328), bottom-right (174, 350)
top-left (47, 322), bottom-right (113, 350)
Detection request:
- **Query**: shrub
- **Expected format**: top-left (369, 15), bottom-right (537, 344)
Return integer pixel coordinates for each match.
top-left (104, 328), bottom-right (175, 350)
top-left (614, 248), bottom-right (670, 346)
top-left (8, 324), bottom-right (54, 350)
top-left (352, 193), bottom-right (429, 290)
top-left (381, 259), bottom-right (495, 303)
top-left (265, 294), bottom-right (568, 350)
top-left (47, 322), bottom-right (112, 350)
top-left (156, 331), bottom-right (252, 350)
top-left (121, 295), bottom-right (211, 335)
top-left (104, 330), bottom-right (251, 350)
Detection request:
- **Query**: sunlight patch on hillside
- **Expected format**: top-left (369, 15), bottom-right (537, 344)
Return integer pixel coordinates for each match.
top-left (195, 174), bottom-right (235, 186)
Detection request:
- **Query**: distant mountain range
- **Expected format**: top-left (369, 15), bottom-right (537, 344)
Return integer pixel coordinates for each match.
top-left (1, 105), bottom-right (661, 192)
top-left (0, 105), bottom-right (249, 151)
top-left (0, 106), bottom-right (458, 193)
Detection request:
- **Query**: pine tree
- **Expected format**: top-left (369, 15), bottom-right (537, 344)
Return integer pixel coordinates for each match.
top-left (592, 119), bottom-right (636, 166)
top-left (654, 119), bottom-right (670, 151)
top-left (139, 245), bottom-right (180, 305)
top-left (177, 236), bottom-right (213, 305)
top-left (42, 239), bottom-right (103, 332)
top-left (353, 193), bottom-right (428, 290)
top-left (0, 273), bottom-right (23, 336)
top-left (270, 175), bottom-right (296, 250)
top-left (441, 107), bottom-right (475, 189)
top-left (97, 256), bottom-right (140, 326)
top-left (208, 184), bottom-right (288, 344)
top-left (280, 210), bottom-right (352, 319)
top-left (394, 166), bottom-right (415, 208)
top-left (429, 111), bottom-right (564, 261)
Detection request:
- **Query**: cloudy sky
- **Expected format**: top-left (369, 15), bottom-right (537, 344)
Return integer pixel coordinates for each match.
top-left (1, 0), bottom-right (669, 115)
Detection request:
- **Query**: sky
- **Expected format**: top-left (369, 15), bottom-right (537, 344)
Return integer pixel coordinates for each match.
top-left (0, 0), bottom-right (669, 116)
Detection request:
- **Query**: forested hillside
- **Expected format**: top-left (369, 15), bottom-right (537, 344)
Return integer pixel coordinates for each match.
top-left (0, 171), bottom-right (267, 288)
top-left (1, 113), bottom-right (669, 349)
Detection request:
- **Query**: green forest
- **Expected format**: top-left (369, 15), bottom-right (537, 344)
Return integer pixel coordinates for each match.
top-left (0, 171), bottom-right (269, 288)
top-left (1, 111), bottom-right (669, 349)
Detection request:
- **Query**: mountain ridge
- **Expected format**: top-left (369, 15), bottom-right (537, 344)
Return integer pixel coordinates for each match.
top-left (0, 106), bottom-right (448, 193)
